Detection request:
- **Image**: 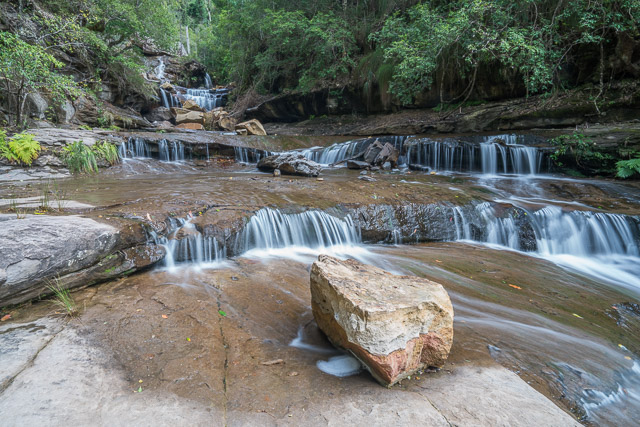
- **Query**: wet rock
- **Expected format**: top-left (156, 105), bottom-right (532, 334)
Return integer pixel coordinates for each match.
top-left (273, 169), bottom-right (281, 177)
top-left (358, 175), bottom-right (376, 182)
top-left (144, 107), bottom-right (172, 123)
top-left (25, 92), bottom-right (49, 120)
top-left (347, 160), bottom-right (370, 170)
top-left (33, 154), bottom-right (64, 167)
top-left (175, 111), bottom-right (205, 126)
top-left (311, 255), bottom-right (454, 386)
top-left (176, 123), bottom-right (204, 130)
top-left (236, 128), bottom-right (248, 136)
top-left (257, 153), bottom-right (321, 177)
top-left (374, 143), bottom-right (400, 167)
top-left (0, 215), bottom-right (160, 307)
top-left (363, 140), bottom-right (385, 164)
top-left (218, 115), bottom-right (237, 132)
top-left (182, 100), bottom-right (204, 112)
top-left (160, 82), bottom-right (175, 92)
top-left (236, 119), bottom-right (267, 136)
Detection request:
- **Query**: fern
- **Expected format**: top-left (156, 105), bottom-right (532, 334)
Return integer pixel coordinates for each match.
top-left (92, 141), bottom-right (120, 166)
top-left (0, 129), bottom-right (17, 162)
top-left (616, 157), bottom-right (640, 179)
top-left (8, 133), bottom-right (41, 166)
top-left (63, 141), bottom-right (98, 174)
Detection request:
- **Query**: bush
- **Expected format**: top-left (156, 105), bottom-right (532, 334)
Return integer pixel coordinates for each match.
top-left (549, 133), bottom-right (614, 173)
top-left (92, 141), bottom-right (120, 166)
top-left (0, 131), bottom-right (42, 166)
top-left (63, 141), bottom-right (98, 174)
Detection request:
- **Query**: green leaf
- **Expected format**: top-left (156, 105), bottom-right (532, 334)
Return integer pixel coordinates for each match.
top-left (218, 310), bottom-right (227, 317)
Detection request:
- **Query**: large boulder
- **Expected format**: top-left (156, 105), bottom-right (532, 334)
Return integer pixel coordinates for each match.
top-left (374, 143), bottom-right (400, 167)
top-left (363, 140), bottom-right (385, 164)
top-left (145, 107), bottom-right (172, 123)
top-left (310, 255), bottom-right (454, 387)
top-left (236, 119), bottom-right (267, 136)
top-left (257, 153), bottom-right (322, 177)
top-left (175, 110), bottom-right (205, 125)
top-left (0, 215), bottom-right (163, 307)
top-left (182, 100), bottom-right (204, 112)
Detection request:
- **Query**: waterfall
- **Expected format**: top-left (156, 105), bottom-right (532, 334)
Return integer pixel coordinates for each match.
top-left (205, 73), bottom-right (213, 89)
top-left (234, 147), bottom-right (274, 163)
top-left (181, 88), bottom-right (227, 111)
top-left (236, 208), bottom-right (361, 253)
top-left (155, 57), bottom-right (165, 80)
top-left (160, 218), bottom-right (226, 270)
top-left (300, 136), bottom-right (408, 165)
top-left (158, 139), bottom-right (186, 162)
top-left (119, 137), bottom-right (152, 159)
top-left (406, 134), bottom-right (544, 175)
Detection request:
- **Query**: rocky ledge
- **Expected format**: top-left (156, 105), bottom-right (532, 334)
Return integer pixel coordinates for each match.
top-left (311, 255), bottom-right (454, 386)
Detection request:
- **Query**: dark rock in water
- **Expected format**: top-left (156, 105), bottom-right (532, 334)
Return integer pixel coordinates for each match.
top-left (258, 153), bottom-right (321, 177)
top-left (374, 143), bottom-right (400, 168)
top-left (311, 255), bottom-right (454, 387)
top-left (347, 160), bottom-right (370, 170)
top-left (363, 140), bottom-right (385, 164)
top-left (144, 107), bottom-right (172, 123)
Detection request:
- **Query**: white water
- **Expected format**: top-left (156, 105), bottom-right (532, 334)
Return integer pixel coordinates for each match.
top-left (158, 139), bottom-right (186, 162)
top-left (182, 88), bottom-right (225, 111)
top-left (233, 147), bottom-right (274, 164)
top-left (155, 58), bottom-right (165, 80)
top-left (299, 136), bottom-right (407, 166)
top-left (160, 217), bottom-right (227, 272)
top-left (454, 203), bottom-right (640, 292)
top-left (317, 355), bottom-right (363, 377)
top-left (119, 137), bottom-right (152, 159)
top-left (205, 73), bottom-right (213, 89)
top-left (406, 134), bottom-right (544, 175)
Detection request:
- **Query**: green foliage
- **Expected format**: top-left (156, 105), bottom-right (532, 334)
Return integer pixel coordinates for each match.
top-left (92, 141), bottom-right (120, 166)
top-left (0, 31), bottom-right (80, 126)
top-left (46, 278), bottom-right (79, 317)
top-left (550, 133), bottom-right (615, 171)
top-left (616, 156), bottom-right (640, 179)
top-left (0, 132), bottom-right (42, 166)
top-left (63, 141), bottom-right (98, 174)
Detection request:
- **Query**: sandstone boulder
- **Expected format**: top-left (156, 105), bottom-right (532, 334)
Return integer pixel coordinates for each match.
top-left (160, 82), bottom-right (175, 92)
top-left (218, 115), bottom-right (237, 132)
top-left (176, 123), bottom-right (204, 130)
top-left (310, 255), bottom-right (454, 386)
top-left (175, 111), bottom-right (205, 126)
top-left (257, 153), bottom-right (321, 177)
top-left (182, 100), bottom-right (204, 112)
top-left (236, 119), bottom-right (267, 136)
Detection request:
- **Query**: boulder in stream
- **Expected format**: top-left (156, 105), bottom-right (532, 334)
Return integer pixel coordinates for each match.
top-left (175, 110), bottom-right (205, 125)
top-left (257, 153), bottom-right (322, 177)
top-left (310, 255), bottom-right (454, 387)
top-left (236, 119), bottom-right (267, 136)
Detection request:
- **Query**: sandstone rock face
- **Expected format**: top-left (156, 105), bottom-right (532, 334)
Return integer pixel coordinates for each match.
top-left (176, 123), bottom-right (204, 130)
top-left (182, 100), bottom-right (204, 112)
top-left (175, 110), bottom-right (204, 125)
top-left (145, 107), bottom-right (172, 123)
top-left (310, 255), bottom-right (454, 386)
top-left (257, 153), bottom-right (322, 177)
top-left (236, 119), bottom-right (267, 136)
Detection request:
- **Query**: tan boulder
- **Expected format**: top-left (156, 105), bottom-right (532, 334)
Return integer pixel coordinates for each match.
top-left (176, 123), bottom-right (204, 130)
top-left (235, 119), bottom-right (267, 136)
top-left (160, 82), bottom-right (175, 92)
top-left (182, 99), bottom-right (204, 112)
top-left (218, 115), bottom-right (237, 132)
top-left (235, 128), bottom-right (248, 136)
top-left (175, 110), bottom-right (205, 125)
top-left (170, 107), bottom-right (189, 117)
top-left (310, 255), bottom-right (454, 387)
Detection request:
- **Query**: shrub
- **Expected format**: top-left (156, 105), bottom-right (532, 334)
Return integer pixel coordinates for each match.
top-left (63, 141), bottom-right (98, 174)
top-left (549, 133), bottom-right (614, 172)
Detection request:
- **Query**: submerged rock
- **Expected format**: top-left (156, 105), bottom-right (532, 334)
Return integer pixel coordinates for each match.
top-left (347, 160), bottom-right (370, 170)
top-left (258, 153), bottom-right (321, 177)
top-left (310, 255), bottom-right (454, 386)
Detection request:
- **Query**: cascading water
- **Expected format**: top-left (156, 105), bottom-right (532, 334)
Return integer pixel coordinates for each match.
top-left (159, 88), bottom-right (180, 109)
top-left (159, 217), bottom-right (227, 270)
top-left (236, 208), bottom-right (363, 259)
top-left (406, 134), bottom-right (545, 175)
top-left (205, 73), bottom-right (213, 89)
top-left (158, 139), bottom-right (186, 162)
top-left (119, 137), bottom-right (152, 159)
top-left (300, 136), bottom-right (408, 166)
top-left (234, 147), bottom-right (275, 164)
top-left (452, 203), bottom-right (640, 291)
top-left (181, 88), bottom-right (228, 111)
top-left (155, 57), bottom-right (165, 80)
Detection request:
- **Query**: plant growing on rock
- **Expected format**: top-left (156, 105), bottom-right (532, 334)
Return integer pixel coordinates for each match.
top-left (46, 278), bottom-right (79, 318)
top-left (63, 141), bottom-right (98, 174)
top-left (549, 133), bottom-right (615, 173)
top-left (0, 131), bottom-right (42, 166)
top-left (92, 141), bottom-right (120, 166)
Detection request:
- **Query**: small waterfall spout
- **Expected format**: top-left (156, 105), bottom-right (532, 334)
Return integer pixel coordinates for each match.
top-left (205, 73), bottom-right (213, 89)
top-left (160, 217), bottom-right (227, 270)
top-left (234, 147), bottom-right (275, 163)
top-left (236, 208), bottom-right (361, 254)
top-left (300, 136), bottom-right (408, 166)
top-left (182, 88), bottom-right (228, 111)
top-left (119, 137), bottom-right (152, 159)
top-left (158, 139), bottom-right (186, 162)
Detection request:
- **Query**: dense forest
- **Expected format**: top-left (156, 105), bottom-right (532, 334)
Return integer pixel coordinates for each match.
top-left (1, 0), bottom-right (639, 123)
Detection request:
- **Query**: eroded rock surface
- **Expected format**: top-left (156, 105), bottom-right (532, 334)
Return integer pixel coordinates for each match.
top-left (310, 255), bottom-right (454, 386)
top-left (257, 153), bottom-right (322, 177)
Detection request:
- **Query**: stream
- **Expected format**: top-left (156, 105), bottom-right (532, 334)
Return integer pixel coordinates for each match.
top-left (2, 132), bottom-right (639, 425)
